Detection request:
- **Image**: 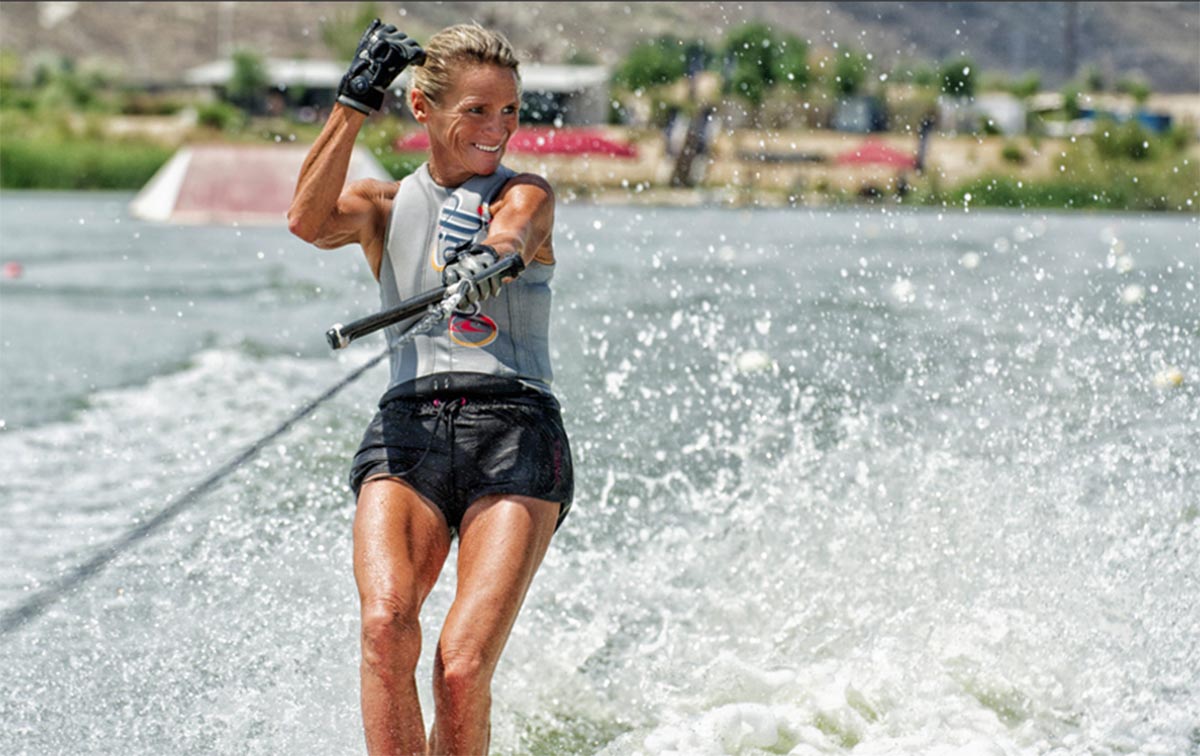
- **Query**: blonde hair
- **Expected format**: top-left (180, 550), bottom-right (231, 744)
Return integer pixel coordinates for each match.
top-left (408, 23), bottom-right (521, 111)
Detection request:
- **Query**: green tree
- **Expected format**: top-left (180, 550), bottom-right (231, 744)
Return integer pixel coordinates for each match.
top-left (832, 48), bottom-right (870, 97)
top-left (724, 23), bottom-right (774, 106)
top-left (226, 49), bottom-right (268, 111)
top-left (772, 35), bottom-right (809, 91)
top-left (939, 57), bottom-right (976, 98)
top-left (30, 56), bottom-right (101, 111)
top-left (723, 23), bottom-right (807, 107)
top-left (614, 36), bottom-right (701, 92)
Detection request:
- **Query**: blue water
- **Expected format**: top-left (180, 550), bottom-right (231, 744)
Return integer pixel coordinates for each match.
top-left (1, 192), bottom-right (1197, 755)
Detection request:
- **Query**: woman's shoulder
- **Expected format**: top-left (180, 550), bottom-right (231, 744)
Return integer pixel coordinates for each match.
top-left (497, 172), bottom-right (555, 202)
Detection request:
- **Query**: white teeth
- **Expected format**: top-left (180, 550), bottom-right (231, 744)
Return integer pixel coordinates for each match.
top-left (474, 143), bottom-right (501, 153)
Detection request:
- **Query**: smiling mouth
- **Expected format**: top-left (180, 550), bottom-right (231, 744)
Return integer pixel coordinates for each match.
top-left (473, 143), bottom-right (502, 153)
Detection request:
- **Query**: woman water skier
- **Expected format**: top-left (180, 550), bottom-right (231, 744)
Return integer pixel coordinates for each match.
top-left (288, 21), bottom-right (573, 755)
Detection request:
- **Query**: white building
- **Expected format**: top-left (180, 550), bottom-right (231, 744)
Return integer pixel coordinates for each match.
top-left (183, 60), bottom-right (612, 125)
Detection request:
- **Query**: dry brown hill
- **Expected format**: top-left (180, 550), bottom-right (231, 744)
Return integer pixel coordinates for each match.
top-left (1, 1), bottom-right (1197, 92)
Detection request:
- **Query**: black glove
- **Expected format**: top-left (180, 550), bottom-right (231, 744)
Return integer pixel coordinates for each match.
top-left (442, 244), bottom-right (502, 308)
top-left (337, 20), bottom-right (426, 114)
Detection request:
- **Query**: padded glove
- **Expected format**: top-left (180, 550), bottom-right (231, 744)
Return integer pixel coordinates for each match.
top-left (442, 244), bottom-right (502, 308)
top-left (337, 20), bottom-right (426, 114)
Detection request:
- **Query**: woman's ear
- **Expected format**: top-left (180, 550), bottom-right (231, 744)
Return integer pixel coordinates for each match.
top-left (411, 89), bottom-right (430, 124)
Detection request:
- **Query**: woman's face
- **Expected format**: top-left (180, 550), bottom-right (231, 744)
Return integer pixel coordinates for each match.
top-left (416, 63), bottom-right (520, 186)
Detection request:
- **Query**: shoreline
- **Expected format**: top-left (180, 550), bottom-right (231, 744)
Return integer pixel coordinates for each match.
top-left (1, 118), bottom-right (1196, 214)
top-left (2, 186), bottom-right (1189, 224)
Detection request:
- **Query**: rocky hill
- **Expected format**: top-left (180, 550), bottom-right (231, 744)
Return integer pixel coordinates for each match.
top-left (1, 1), bottom-right (1197, 92)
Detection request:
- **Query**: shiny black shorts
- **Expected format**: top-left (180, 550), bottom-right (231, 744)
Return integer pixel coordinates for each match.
top-left (349, 386), bottom-right (574, 534)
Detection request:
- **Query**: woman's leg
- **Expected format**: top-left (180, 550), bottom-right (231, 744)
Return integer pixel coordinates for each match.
top-left (427, 494), bottom-right (560, 755)
top-left (354, 478), bottom-right (453, 755)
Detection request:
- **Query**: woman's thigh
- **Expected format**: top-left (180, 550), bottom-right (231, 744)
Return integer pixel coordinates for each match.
top-left (435, 494), bottom-right (560, 666)
top-left (354, 477), bottom-right (453, 610)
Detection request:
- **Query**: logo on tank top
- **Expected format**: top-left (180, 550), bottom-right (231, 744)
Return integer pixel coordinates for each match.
top-left (430, 196), bottom-right (490, 271)
top-left (448, 312), bottom-right (499, 348)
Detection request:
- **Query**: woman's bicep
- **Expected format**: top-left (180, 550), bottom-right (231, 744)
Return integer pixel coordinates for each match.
top-left (312, 179), bottom-right (395, 251)
top-left (486, 175), bottom-right (555, 265)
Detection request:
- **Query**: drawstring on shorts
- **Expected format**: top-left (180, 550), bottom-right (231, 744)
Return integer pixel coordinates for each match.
top-left (392, 397), bottom-right (466, 477)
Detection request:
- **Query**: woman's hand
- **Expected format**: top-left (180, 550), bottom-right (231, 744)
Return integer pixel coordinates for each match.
top-left (442, 244), bottom-right (502, 307)
top-left (337, 20), bottom-right (426, 114)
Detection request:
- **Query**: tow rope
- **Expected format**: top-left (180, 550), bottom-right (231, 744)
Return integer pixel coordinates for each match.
top-left (0, 256), bottom-right (519, 635)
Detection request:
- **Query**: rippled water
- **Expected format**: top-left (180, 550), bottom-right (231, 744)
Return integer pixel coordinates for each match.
top-left (1, 192), bottom-right (1197, 755)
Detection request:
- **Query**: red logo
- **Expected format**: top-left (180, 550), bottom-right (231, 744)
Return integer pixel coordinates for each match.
top-left (448, 313), bottom-right (498, 347)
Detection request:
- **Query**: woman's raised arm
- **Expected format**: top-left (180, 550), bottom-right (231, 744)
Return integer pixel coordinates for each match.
top-left (288, 106), bottom-right (375, 245)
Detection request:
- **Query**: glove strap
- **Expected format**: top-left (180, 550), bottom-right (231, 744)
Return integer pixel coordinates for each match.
top-left (445, 243), bottom-right (498, 267)
top-left (336, 94), bottom-right (373, 115)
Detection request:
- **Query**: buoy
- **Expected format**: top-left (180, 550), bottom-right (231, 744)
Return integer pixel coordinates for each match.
top-left (735, 349), bottom-right (776, 374)
top-left (1120, 283), bottom-right (1146, 305)
top-left (2, 261), bottom-right (22, 279)
top-left (1152, 367), bottom-right (1184, 389)
top-left (889, 278), bottom-right (916, 304)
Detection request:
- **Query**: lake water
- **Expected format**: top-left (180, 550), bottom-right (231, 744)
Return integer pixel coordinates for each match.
top-left (1, 192), bottom-right (1197, 755)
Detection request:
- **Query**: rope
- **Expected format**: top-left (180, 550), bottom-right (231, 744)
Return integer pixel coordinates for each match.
top-left (0, 299), bottom-right (456, 636)
top-left (0, 349), bottom-right (384, 635)
top-left (1, 286), bottom-right (458, 638)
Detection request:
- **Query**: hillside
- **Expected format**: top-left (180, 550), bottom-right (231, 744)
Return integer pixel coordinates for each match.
top-left (1, 1), bottom-right (1197, 93)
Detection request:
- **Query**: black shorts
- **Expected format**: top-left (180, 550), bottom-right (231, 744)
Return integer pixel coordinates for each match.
top-left (349, 380), bottom-right (574, 534)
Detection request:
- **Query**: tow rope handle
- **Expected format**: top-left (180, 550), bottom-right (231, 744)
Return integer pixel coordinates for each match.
top-left (325, 254), bottom-right (525, 350)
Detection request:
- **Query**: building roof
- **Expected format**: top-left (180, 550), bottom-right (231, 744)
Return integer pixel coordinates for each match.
top-left (183, 60), bottom-right (610, 93)
top-left (184, 59), bottom-right (345, 88)
top-left (519, 65), bottom-right (610, 93)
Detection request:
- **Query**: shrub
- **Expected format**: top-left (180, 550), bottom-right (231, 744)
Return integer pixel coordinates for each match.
top-left (196, 101), bottom-right (245, 131)
top-left (0, 136), bottom-right (172, 189)
top-left (1117, 77), bottom-right (1152, 105)
top-left (119, 93), bottom-right (186, 116)
top-left (1009, 72), bottom-right (1040, 100)
top-left (1093, 119), bottom-right (1155, 161)
top-left (1001, 142), bottom-right (1025, 164)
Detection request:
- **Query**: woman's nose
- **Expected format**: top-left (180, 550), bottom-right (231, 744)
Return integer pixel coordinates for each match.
top-left (483, 113), bottom-right (508, 136)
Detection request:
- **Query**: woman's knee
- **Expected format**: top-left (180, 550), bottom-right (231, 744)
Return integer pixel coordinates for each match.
top-left (434, 643), bottom-right (493, 703)
top-left (360, 595), bottom-right (423, 677)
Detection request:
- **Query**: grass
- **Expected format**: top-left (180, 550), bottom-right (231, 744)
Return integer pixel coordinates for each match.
top-left (0, 109), bottom-right (423, 190)
top-left (904, 136), bottom-right (1198, 213)
top-left (0, 135), bottom-right (174, 190)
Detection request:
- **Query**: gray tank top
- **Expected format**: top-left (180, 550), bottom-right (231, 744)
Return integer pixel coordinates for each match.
top-left (378, 163), bottom-right (555, 395)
